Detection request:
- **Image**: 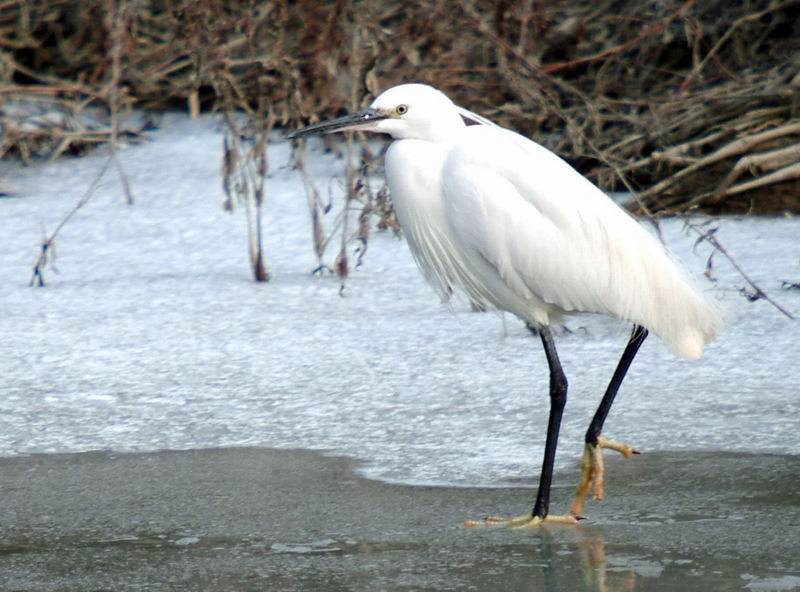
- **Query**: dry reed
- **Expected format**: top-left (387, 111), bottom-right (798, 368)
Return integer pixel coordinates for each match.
top-left (2, 0), bottom-right (798, 213)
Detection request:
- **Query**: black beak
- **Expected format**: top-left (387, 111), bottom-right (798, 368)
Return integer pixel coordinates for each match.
top-left (287, 108), bottom-right (388, 140)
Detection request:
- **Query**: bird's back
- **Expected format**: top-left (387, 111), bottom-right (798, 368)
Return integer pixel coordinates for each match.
top-left (438, 125), bottom-right (720, 359)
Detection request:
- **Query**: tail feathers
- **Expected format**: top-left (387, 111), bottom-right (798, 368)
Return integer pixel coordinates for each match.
top-left (670, 324), bottom-right (715, 360)
top-left (656, 286), bottom-right (721, 360)
top-left (622, 240), bottom-right (722, 360)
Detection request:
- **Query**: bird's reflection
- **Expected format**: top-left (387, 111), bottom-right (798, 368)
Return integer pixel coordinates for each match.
top-left (537, 526), bottom-right (637, 592)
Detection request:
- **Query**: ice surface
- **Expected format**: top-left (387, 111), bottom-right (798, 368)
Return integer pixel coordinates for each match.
top-left (1, 113), bottom-right (798, 487)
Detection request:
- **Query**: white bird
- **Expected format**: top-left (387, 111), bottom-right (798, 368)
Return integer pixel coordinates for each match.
top-left (289, 83), bottom-right (720, 527)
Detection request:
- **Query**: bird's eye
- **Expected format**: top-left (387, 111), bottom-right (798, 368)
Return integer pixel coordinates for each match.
top-left (396, 104), bottom-right (408, 115)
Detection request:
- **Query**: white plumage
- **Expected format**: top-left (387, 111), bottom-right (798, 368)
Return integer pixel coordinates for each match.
top-left (377, 84), bottom-right (719, 359)
top-left (288, 82), bottom-right (721, 524)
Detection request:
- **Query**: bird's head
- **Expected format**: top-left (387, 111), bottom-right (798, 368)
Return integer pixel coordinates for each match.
top-left (288, 84), bottom-right (464, 142)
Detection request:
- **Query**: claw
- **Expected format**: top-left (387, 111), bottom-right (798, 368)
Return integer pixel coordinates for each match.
top-left (597, 435), bottom-right (636, 458)
top-left (570, 434), bottom-right (638, 515)
top-left (464, 514), bottom-right (532, 528)
top-left (465, 513), bottom-right (578, 528)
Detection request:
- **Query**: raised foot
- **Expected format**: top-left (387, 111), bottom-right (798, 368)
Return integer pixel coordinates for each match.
top-left (464, 513), bottom-right (580, 528)
top-left (570, 435), bottom-right (639, 516)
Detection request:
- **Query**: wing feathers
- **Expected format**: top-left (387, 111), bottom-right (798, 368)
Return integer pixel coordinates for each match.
top-left (441, 127), bottom-right (720, 358)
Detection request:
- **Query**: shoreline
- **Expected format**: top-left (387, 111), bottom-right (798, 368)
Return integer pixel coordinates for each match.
top-left (1, 447), bottom-right (798, 591)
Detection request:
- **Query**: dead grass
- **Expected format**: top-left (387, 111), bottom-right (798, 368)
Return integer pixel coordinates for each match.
top-left (1, 0), bottom-right (799, 213)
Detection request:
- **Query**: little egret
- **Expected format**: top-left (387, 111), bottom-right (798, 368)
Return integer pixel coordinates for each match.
top-left (289, 84), bottom-right (720, 527)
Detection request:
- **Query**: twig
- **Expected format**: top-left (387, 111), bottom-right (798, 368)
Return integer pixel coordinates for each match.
top-left (682, 218), bottom-right (795, 320)
top-left (541, 0), bottom-right (696, 74)
top-left (680, 0), bottom-right (800, 90)
top-left (293, 140), bottom-right (332, 272)
top-left (106, 0), bottom-right (135, 205)
top-left (30, 155), bottom-right (114, 287)
top-left (637, 122), bottom-right (800, 201)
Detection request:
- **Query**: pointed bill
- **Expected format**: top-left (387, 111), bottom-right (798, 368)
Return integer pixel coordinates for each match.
top-left (287, 108), bottom-right (388, 139)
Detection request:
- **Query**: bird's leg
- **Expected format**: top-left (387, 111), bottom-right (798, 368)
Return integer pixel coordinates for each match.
top-left (530, 326), bottom-right (571, 522)
top-left (466, 326), bottom-right (578, 528)
top-left (571, 325), bottom-right (648, 516)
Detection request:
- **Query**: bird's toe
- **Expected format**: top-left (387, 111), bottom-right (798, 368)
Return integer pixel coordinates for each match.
top-left (464, 513), bottom-right (578, 528)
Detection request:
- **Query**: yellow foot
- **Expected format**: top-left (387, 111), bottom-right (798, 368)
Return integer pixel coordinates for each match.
top-left (464, 513), bottom-right (579, 528)
top-left (570, 435), bottom-right (639, 516)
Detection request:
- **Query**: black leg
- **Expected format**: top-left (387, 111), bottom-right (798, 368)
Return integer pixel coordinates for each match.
top-left (531, 326), bottom-right (568, 519)
top-left (585, 325), bottom-right (648, 445)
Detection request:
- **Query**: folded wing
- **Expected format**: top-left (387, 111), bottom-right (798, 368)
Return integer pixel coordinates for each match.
top-left (441, 126), bottom-right (720, 359)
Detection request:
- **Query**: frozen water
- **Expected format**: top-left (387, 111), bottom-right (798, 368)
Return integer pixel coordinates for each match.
top-left (1, 113), bottom-right (798, 487)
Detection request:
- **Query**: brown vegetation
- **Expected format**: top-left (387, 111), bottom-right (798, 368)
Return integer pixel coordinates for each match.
top-left (1, 0), bottom-right (798, 215)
